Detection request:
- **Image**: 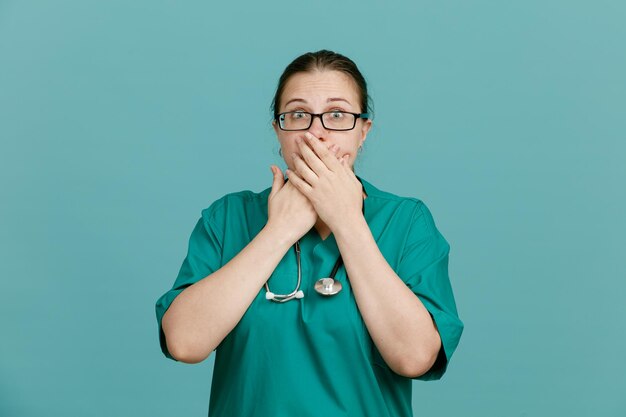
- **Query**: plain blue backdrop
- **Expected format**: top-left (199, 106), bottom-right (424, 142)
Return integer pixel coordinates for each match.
top-left (1, 1), bottom-right (624, 416)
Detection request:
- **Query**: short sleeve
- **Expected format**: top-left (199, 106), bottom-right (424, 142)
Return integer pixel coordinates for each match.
top-left (154, 204), bottom-right (224, 361)
top-left (384, 200), bottom-right (464, 381)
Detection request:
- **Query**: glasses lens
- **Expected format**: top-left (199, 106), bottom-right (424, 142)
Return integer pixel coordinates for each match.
top-left (322, 112), bottom-right (356, 130)
top-left (281, 112), bottom-right (311, 130)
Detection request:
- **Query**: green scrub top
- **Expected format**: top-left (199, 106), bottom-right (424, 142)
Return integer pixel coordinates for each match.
top-left (155, 175), bottom-right (464, 417)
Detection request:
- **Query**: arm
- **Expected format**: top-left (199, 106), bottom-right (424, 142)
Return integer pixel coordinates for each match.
top-left (333, 216), bottom-right (442, 378)
top-left (161, 224), bottom-right (292, 364)
top-left (284, 133), bottom-right (461, 379)
top-left (161, 163), bottom-right (322, 364)
top-left (161, 145), bottom-right (338, 363)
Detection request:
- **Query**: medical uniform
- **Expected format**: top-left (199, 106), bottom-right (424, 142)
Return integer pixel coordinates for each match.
top-left (155, 175), bottom-right (464, 417)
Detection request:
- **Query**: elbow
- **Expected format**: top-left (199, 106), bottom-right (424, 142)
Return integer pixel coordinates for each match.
top-left (163, 326), bottom-right (213, 364)
top-left (397, 339), bottom-right (442, 378)
top-left (162, 310), bottom-right (213, 364)
top-left (397, 352), bottom-right (437, 379)
top-left (167, 338), bottom-right (213, 364)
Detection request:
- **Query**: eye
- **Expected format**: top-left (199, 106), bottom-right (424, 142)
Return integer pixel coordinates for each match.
top-left (290, 111), bottom-right (307, 119)
top-left (329, 111), bottom-right (345, 119)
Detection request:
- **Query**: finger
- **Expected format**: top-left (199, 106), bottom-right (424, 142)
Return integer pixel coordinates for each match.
top-left (342, 154), bottom-right (355, 173)
top-left (285, 168), bottom-right (313, 196)
top-left (269, 165), bottom-right (284, 198)
top-left (302, 132), bottom-right (341, 172)
top-left (295, 135), bottom-right (329, 178)
top-left (299, 137), bottom-right (340, 167)
top-left (327, 143), bottom-right (336, 157)
top-left (292, 152), bottom-right (318, 186)
top-left (293, 138), bottom-right (342, 183)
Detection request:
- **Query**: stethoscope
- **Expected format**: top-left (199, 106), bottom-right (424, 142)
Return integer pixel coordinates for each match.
top-left (264, 181), bottom-right (365, 303)
top-left (264, 240), bottom-right (344, 302)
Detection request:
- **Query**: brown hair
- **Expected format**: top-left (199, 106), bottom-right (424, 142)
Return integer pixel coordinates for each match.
top-left (271, 50), bottom-right (373, 118)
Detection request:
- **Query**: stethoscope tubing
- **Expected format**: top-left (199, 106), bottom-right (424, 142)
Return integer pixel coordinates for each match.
top-left (264, 177), bottom-right (364, 302)
top-left (266, 242), bottom-right (303, 303)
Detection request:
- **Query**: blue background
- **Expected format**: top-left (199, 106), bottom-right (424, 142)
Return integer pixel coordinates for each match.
top-left (1, 1), bottom-right (624, 416)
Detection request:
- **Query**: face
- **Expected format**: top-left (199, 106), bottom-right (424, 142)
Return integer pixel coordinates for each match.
top-left (272, 70), bottom-right (372, 173)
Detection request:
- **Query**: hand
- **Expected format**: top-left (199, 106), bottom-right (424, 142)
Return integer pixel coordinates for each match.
top-left (285, 132), bottom-right (363, 233)
top-left (266, 168), bottom-right (316, 243)
top-left (266, 144), bottom-right (342, 243)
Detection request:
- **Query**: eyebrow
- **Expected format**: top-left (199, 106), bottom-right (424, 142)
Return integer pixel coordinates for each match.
top-left (284, 97), bottom-right (352, 107)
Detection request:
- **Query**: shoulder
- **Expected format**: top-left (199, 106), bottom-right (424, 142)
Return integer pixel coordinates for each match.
top-left (199, 186), bottom-right (271, 224)
top-left (359, 176), bottom-right (443, 239)
top-left (359, 175), bottom-right (422, 206)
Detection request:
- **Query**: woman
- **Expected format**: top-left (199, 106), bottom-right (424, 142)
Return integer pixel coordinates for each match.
top-left (155, 50), bottom-right (464, 417)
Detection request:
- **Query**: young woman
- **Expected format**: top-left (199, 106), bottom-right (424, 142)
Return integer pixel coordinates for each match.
top-left (156, 50), bottom-right (464, 417)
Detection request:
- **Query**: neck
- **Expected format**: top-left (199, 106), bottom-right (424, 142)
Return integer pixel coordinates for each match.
top-left (314, 218), bottom-right (331, 241)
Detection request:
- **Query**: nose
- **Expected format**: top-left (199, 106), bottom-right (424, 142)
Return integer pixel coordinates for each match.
top-left (307, 114), bottom-right (328, 140)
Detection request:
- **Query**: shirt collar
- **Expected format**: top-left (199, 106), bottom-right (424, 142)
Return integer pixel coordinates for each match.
top-left (355, 174), bottom-right (379, 200)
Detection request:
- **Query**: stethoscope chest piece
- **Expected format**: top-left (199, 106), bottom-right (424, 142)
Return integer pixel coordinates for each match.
top-left (314, 277), bottom-right (342, 296)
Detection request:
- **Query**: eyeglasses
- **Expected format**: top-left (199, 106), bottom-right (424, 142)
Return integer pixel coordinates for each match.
top-left (275, 111), bottom-right (370, 131)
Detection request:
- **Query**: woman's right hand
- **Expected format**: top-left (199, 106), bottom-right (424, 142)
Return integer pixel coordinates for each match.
top-left (266, 146), bottom-right (339, 243)
top-left (266, 167), bottom-right (316, 243)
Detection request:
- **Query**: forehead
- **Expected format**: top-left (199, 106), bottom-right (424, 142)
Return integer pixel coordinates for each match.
top-left (280, 70), bottom-right (360, 109)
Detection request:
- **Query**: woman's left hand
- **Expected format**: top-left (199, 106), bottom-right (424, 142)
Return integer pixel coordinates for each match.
top-left (286, 132), bottom-right (364, 233)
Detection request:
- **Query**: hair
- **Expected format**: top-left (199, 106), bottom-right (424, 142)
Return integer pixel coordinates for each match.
top-left (271, 50), bottom-right (373, 119)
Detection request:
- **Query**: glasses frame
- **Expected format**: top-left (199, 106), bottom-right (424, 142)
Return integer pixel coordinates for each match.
top-left (275, 111), bottom-right (370, 131)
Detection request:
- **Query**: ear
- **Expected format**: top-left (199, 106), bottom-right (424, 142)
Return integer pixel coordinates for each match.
top-left (360, 118), bottom-right (372, 143)
top-left (272, 119), bottom-right (279, 136)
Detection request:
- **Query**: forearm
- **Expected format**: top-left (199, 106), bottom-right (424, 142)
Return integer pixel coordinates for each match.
top-left (333, 217), bottom-right (441, 378)
top-left (162, 225), bottom-right (293, 363)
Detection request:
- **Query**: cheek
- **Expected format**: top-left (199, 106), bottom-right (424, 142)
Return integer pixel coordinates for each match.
top-left (345, 134), bottom-right (361, 155)
top-left (278, 137), bottom-right (299, 169)
top-left (280, 141), bottom-right (298, 158)
top-left (278, 133), bottom-right (297, 152)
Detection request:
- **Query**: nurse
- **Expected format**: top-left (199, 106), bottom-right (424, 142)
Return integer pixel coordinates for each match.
top-left (155, 50), bottom-right (464, 417)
